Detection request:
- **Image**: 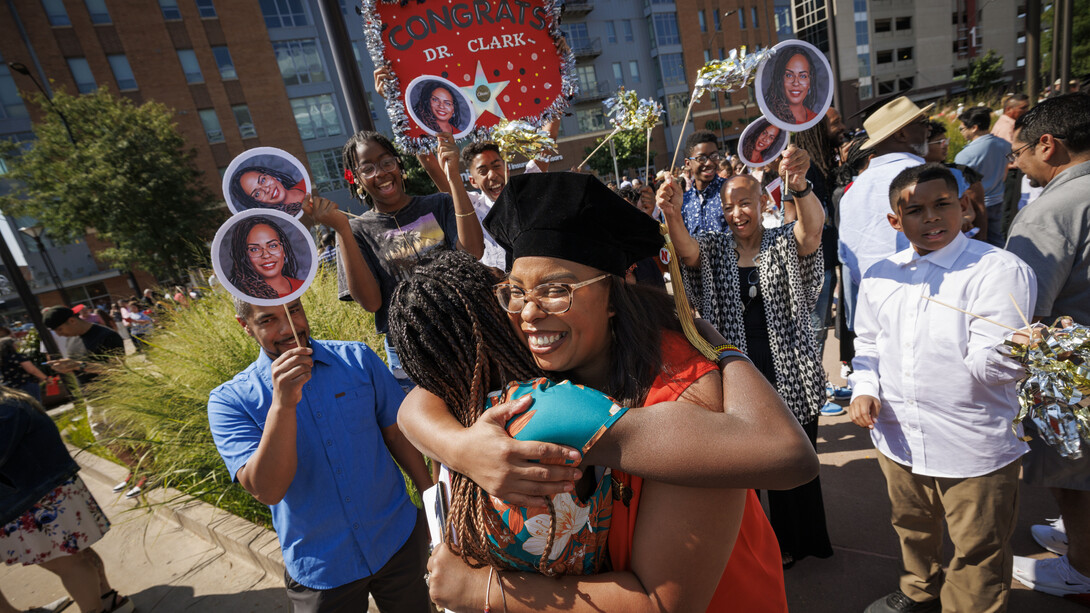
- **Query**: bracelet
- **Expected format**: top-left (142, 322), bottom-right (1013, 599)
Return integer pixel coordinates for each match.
top-left (455, 209), bottom-right (477, 218)
top-left (713, 343), bottom-right (748, 364)
top-left (484, 566), bottom-right (494, 613)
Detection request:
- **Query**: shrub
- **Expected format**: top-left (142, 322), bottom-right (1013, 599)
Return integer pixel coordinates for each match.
top-left (86, 268), bottom-right (387, 527)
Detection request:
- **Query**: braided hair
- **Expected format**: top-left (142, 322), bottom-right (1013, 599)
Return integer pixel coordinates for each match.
top-left (764, 48), bottom-right (820, 126)
top-left (794, 114), bottom-right (838, 182)
top-left (341, 131), bottom-right (404, 208)
top-left (834, 136), bottom-right (872, 189)
top-left (228, 166), bottom-right (304, 216)
top-left (412, 81), bottom-right (464, 134)
top-left (227, 216), bottom-right (300, 300)
top-left (387, 250), bottom-right (555, 573)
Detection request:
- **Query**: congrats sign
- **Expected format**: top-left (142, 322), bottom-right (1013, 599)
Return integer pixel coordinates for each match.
top-left (361, 0), bottom-right (576, 153)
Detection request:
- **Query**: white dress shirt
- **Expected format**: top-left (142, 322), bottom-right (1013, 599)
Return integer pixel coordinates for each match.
top-left (469, 160), bottom-right (541, 270)
top-left (838, 152), bottom-right (921, 285)
top-left (850, 232), bottom-right (1036, 478)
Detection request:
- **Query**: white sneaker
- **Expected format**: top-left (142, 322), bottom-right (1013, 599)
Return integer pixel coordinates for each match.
top-left (1012, 555), bottom-right (1090, 597)
top-left (1031, 517), bottom-right (1068, 555)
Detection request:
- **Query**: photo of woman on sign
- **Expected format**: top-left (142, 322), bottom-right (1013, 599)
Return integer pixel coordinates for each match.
top-left (406, 76), bottom-right (475, 138)
top-left (739, 118), bottom-right (788, 168)
top-left (222, 147), bottom-right (311, 218)
top-left (211, 208), bottom-right (318, 306)
top-left (756, 40), bottom-right (833, 133)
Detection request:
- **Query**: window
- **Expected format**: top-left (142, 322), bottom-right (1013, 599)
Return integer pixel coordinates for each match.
top-left (576, 108), bottom-right (606, 133)
top-left (874, 18), bottom-right (891, 33)
top-left (576, 65), bottom-right (598, 93)
top-left (898, 77), bottom-right (914, 91)
top-left (660, 53), bottom-right (686, 86)
top-left (0, 61), bottom-right (29, 120)
top-left (719, 47), bottom-right (726, 60)
top-left (666, 92), bottom-right (688, 124)
top-left (159, 0), bottom-right (181, 20)
top-left (42, 0), bottom-right (71, 25)
top-left (897, 47), bottom-right (913, 61)
top-left (698, 11), bottom-right (707, 33)
top-left (751, 7), bottom-right (759, 28)
top-left (307, 148), bottom-right (349, 193)
top-left (273, 39), bottom-right (327, 86)
top-left (629, 60), bottom-right (640, 83)
top-left (212, 46), bottom-right (237, 79)
top-left (290, 94), bottom-right (342, 140)
top-left (1016, 57), bottom-right (1026, 67)
top-left (895, 16), bottom-right (912, 30)
top-left (739, 8), bottom-right (746, 29)
top-left (562, 23), bottom-right (590, 49)
top-left (878, 80), bottom-right (896, 95)
top-left (260, 0), bottom-right (308, 28)
top-left (67, 58), bottom-right (96, 93)
top-left (233, 104), bottom-right (256, 139)
top-left (703, 49), bottom-right (711, 63)
top-left (612, 62), bottom-right (623, 83)
top-left (107, 55), bottom-right (137, 90)
top-left (607, 21), bottom-right (617, 44)
top-left (195, 0), bottom-right (216, 18)
top-left (876, 50), bottom-right (893, 64)
top-left (713, 10), bottom-right (721, 31)
top-left (198, 109), bottom-right (224, 143)
top-left (84, 0), bottom-right (111, 24)
top-left (652, 14), bottom-right (680, 45)
top-left (622, 19), bottom-right (633, 42)
top-left (177, 50), bottom-right (203, 83)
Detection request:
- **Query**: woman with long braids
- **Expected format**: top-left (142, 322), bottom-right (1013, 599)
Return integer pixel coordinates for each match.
top-left (227, 216), bottom-right (303, 300)
top-left (764, 47), bottom-right (821, 127)
top-left (396, 174), bottom-right (820, 612)
top-left (229, 165), bottom-right (306, 216)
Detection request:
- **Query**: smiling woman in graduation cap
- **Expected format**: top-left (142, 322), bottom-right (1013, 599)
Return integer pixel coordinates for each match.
top-left (408, 172), bottom-right (797, 613)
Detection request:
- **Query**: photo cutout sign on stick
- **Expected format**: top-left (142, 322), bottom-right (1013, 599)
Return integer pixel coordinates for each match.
top-left (223, 147), bottom-right (311, 218)
top-left (738, 117), bottom-right (789, 168)
top-left (211, 209), bottom-right (318, 307)
top-left (755, 39), bottom-right (834, 133)
top-left (361, 0), bottom-right (577, 153)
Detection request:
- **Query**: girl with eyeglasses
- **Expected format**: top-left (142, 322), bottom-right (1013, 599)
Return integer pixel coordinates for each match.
top-left (305, 130), bottom-right (482, 390)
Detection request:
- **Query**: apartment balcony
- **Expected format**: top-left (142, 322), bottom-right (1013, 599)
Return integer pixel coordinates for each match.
top-left (571, 38), bottom-right (602, 60)
top-left (563, 0), bottom-right (594, 16)
top-left (573, 80), bottom-right (612, 103)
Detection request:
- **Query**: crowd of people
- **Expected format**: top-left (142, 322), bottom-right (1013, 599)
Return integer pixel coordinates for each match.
top-left (3, 71), bottom-right (1089, 613)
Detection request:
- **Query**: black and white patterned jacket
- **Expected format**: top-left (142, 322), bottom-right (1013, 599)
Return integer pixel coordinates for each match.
top-left (681, 223), bottom-right (827, 424)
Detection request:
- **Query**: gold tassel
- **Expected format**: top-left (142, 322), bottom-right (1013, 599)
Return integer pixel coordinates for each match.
top-left (661, 222), bottom-right (718, 361)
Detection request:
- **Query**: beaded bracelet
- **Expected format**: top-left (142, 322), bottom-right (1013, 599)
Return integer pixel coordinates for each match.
top-left (713, 343), bottom-right (749, 364)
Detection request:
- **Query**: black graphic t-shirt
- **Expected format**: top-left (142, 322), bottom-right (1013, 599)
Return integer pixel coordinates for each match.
top-left (337, 192), bottom-right (460, 333)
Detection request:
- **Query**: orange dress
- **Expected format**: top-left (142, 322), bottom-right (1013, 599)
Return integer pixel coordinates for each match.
top-left (608, 332), bottom-right (788, 612)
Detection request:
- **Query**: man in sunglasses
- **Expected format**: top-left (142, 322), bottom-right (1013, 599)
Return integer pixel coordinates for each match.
top-left (680, 130), bottom-right (730, 235)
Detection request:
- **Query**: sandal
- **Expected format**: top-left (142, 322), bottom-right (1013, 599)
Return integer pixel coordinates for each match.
top-left (100, 589), bottom-right (135, 613)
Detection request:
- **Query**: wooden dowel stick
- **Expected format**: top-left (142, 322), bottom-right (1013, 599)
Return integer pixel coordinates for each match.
top-left (579, 126), bottom-right (621, 169)
top-left (921, 295), bottom-right (1019, 332)
top-left (1009, 293), bottom-right (1033, 330)
top-left (668, 95), bottom-right (699, 171)
top-left (283, 303), bottom-right (302, 347)
top-left (645, 127), bottom-right (652, 185)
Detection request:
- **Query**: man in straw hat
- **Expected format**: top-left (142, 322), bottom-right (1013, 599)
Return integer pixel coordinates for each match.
top-left (837, 96), bottom-right (932, 332)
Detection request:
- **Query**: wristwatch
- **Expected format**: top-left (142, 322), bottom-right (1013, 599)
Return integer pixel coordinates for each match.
top-left (783, 180), bottom-right (813, 201)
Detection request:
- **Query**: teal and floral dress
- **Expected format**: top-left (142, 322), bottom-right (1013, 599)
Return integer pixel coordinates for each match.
top-left (482, 378), bottom-right (628, 576)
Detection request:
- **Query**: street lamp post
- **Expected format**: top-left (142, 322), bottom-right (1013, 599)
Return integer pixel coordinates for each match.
top-left (7, 62), bottom-right (75, 145)
top-left (19, 225), bottom-right (70, 307)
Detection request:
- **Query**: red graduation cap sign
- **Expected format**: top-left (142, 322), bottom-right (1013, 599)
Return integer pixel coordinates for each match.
top-left (361, 0), bottom-right (576, 153)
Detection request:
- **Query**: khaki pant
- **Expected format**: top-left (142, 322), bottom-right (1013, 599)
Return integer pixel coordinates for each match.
top-left (877, 454), bottom-right (1021, 613)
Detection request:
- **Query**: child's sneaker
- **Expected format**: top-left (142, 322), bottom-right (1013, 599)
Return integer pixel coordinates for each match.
top-left (826, 383), bottom-right (852, 400)
top-left (840, 362), bottom-right (853, 380)
top-left (1030, 517), bottom-right (1068, 556)
top-left (1012, 554), bottom-right (1090, 598)
top-left (820, 401), bottom-right (846, 417)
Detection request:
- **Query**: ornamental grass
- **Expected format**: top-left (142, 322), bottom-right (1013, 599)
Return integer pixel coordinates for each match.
top-left (85, 268), bottom-right (387, 528)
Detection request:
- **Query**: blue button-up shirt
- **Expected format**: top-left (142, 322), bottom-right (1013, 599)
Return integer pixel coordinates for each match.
top-left (207, 339), bottom-right (414, 590)
top-left (681, 175), bottom-right (728, 235)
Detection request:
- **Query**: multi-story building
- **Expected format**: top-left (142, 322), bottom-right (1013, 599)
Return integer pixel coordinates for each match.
top-left (0, 0), bottom-right (391, 317)
top-left (784, 0), bottom-right (1028, 121)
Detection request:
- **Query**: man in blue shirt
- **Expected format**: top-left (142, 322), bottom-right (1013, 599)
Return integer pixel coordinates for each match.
top-left (208, 298), bottom-right (433, 612)
top-left (954, 106), bottom-right (1012, 247)
top-left (680, 130), bottom-right (729, 235)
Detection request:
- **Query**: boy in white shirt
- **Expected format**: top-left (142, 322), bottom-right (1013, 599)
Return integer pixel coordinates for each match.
top-left (849, 163), bottom-right (1037, 613)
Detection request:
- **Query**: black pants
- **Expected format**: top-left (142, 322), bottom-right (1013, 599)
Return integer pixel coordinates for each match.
top-left (284, 511), bottom-right (431, 613)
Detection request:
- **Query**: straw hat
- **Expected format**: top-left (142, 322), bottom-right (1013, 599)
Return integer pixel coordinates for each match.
top-left (861, 96), bottom-right (935, 150)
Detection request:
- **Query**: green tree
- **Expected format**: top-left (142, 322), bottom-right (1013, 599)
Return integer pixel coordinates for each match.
top-left (968, 50), bottom-right (1006, 94)
top-left (1042, 0), bottom-right (1090, 88)
top-left (583, 129), bottom-right (650, 179)
top-left (0, 88), bottom-right (221, 279)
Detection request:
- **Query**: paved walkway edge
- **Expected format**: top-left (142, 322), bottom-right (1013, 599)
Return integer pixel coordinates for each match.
top-left (67, 445), bottom-right (286, 579)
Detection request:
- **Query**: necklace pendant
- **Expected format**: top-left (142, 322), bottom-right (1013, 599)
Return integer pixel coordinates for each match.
top-left (748, 286), bottom-right (757, 299)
